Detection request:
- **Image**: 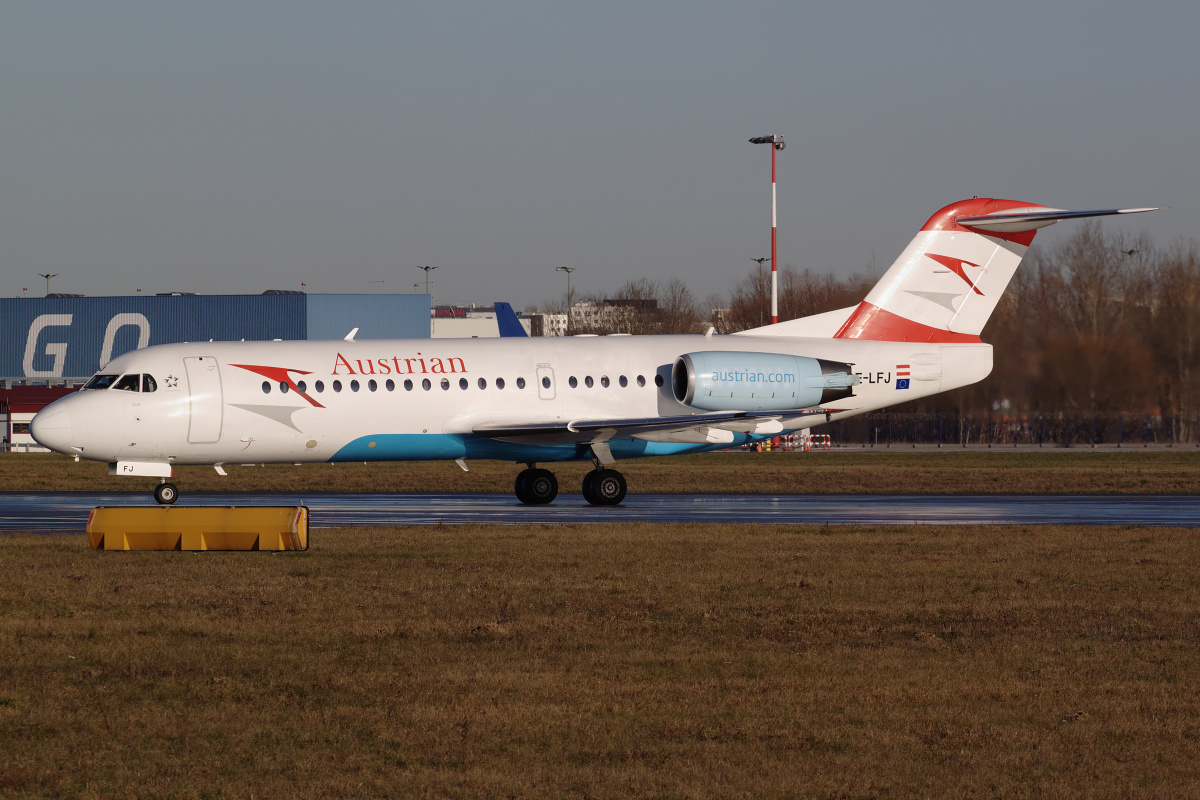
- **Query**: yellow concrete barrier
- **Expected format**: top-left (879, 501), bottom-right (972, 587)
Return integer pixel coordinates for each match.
top-left (87, 506), bottom-right (308, 551)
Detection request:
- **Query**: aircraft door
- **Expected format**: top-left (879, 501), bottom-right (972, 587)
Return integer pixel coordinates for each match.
top-left (183, 356), bottom-right (224, 443)
top-left (535, 365), bottom-right (556, 400)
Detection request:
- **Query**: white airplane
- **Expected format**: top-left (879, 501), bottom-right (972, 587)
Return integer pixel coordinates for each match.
top-left (32, 198), bottom-right (1156, 506)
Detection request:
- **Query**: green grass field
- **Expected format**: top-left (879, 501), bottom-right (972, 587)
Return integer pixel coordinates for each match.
top-left (4, 451), bottom-right (1198, 796)
top-left (3, 449), bottom-right (1199, 495)
top-left (3, 524), bottom-right (1199, 797)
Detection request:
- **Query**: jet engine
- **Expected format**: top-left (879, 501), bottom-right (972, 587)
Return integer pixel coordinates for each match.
top-left (672, 351), bottom-right (859, 412)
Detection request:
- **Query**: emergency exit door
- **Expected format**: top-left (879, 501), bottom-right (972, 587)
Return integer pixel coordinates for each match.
top-left (183, 356), bottom-right (224, 443)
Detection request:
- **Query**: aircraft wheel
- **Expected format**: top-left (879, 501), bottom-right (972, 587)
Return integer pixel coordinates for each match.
top-left (525, 468), bottom-right (558, 505)
top-left (584, 469), bottom-right (626, 506)
top-left (154, 482), bottom-right (179, 505)
top-left (581, 470), bottom-right (599, 504)
top-left (515, 468), bottom-right (558, 505)
top-left (514, 469), bottom-right (533, 503)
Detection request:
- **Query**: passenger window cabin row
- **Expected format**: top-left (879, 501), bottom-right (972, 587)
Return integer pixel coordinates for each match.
top-left (82, 371), bottom-right (656, 398)
top-left (261, 374), bottom-right (651, 395)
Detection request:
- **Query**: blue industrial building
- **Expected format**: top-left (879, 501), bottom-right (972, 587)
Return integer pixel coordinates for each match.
top-left (2, 293), bottom-right (430, 382)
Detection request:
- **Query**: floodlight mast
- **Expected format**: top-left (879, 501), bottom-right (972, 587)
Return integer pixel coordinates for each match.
top-left (38, 273), bottom-right (59, 297)
top-left (749, 135), bottom-right (785, 324)
top-left (417, 266), bottom-right (438, 335)
top-left (556, 266), bottom-right (577, 334)
top-left (417, 265), bottom-right (438, 298)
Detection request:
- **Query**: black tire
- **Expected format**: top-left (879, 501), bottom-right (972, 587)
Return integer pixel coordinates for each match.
top-left (581, 470), bottom-right (599, 505)
top-left (525, 468), bottom-right (558, 504)
top-left (514, 469), bottom-right (532, 503)
top-left (585, 469), bottom-right (626, 506)
top-left (154, 482), bottom-right (178, 505)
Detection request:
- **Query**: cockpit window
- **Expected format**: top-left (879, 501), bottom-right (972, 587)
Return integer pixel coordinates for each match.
top-left (113, 374), bottom-right (141, 392)
top-left (142, 374), bottom-right (158, 393)
top-left (83, 374), bottom-right (119, 390)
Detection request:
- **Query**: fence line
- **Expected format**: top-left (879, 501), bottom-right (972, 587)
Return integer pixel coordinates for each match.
top-left (811, 413), bottom-right (1199, 447)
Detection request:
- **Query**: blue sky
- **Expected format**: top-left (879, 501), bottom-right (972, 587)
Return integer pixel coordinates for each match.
top-left (2, 2), bottom-right (1195, 307)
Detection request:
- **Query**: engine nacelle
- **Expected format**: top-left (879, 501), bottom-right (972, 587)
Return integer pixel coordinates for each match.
top-left (672, 351), bottom-right (859, 412)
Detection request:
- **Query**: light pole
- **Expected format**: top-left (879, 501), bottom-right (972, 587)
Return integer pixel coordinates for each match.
top-left (417, 266), bottom-right (438, 299)
top-left (417, 266), bottom-right (438, 335)
top-left (38, 273), bottom-right (58, 297)
top-left (556, 266), bottom-right (576, 334)
top-left (749, 135), bottom-right (785, 324)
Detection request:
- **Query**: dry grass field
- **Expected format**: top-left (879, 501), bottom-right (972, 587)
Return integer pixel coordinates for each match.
top-left (2, 449), bottom-right (1199, 495)
top-left (2, 523), bottom-right (1198, 798)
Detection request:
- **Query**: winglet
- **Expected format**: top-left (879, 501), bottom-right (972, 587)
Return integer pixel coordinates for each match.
top-left (344, 328), bottom-right (358, 342)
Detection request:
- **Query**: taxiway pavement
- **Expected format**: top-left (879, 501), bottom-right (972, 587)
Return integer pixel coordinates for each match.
top-left (2, 491), bottom-right (1198, 532)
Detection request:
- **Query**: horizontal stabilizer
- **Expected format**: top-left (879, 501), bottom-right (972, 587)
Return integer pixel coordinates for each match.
top-left (956, 207), bottom-right (1159, 233)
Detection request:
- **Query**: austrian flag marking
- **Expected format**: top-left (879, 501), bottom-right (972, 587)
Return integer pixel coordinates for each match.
top-left (896, 364), bottom-right (910, 390)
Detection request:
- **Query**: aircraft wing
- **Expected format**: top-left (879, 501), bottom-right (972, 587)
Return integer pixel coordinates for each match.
top-left (472, 408), bottom-right (835, 446)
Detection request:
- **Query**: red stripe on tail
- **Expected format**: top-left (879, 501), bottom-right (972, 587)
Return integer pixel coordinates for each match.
top-left (833, 302), bottom-right (982, 343)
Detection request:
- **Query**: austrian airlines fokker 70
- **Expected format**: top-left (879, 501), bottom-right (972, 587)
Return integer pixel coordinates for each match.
top-left (32, 199), bottom-right (1156, 506)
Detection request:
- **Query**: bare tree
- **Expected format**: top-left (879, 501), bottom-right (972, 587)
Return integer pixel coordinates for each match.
top-left (722, 265), bottom-right (869, 332)
top-left (573, 278), bottom-right (704, 336)
top-left (1149, 241), bottom-right (1200, 436)
top-left (657, 277), bottom-right (704, 334)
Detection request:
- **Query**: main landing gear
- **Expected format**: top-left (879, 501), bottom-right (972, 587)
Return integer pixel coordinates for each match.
top-left (153, 481), bottom-right (179, 505)
top-left (582, 468), bottom-right (626, 506)
top-left (514, 467), bottom-right (558, 505)
top-left (514, 465), bottom-right (627, 506)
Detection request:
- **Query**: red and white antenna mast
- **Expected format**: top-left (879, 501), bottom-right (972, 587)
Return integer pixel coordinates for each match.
top-left (749, 135), bottom-right (785, 324)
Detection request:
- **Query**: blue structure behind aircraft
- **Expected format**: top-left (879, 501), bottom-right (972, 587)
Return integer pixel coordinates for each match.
top-left (3, 294), bottom-right (430, 380)
top-left (494, 302), bottom-right (528, 337)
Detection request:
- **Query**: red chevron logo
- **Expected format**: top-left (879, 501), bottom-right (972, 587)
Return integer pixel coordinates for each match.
top-left (230, 363), bottom-right (325, 408)
top-left (926, 253), bottom-right (984, 295)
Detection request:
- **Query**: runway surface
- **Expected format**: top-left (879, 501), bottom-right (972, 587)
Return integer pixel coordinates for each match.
top-left (2, 492), bottom-right (1199, 531)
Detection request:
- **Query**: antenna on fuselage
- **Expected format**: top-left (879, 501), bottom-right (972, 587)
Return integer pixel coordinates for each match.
top-left (344, 328), bottom-right (359, 341)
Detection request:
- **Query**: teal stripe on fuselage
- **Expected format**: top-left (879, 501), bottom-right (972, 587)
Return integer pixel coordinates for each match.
top-left (329, 433), bottom-right (765, 463)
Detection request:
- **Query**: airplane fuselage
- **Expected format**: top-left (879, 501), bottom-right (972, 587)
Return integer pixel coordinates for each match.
top-left (32, 333), bottom-right (990, 467)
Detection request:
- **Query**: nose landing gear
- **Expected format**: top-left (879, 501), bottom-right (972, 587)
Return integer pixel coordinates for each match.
top-left (153, 481), bottom-right (179, 505)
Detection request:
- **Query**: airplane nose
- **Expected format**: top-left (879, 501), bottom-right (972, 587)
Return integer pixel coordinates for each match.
top-left (31, 408), bottom-right (74, 453)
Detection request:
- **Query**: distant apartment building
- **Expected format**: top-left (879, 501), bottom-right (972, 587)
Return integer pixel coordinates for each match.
top-left (564, 299), bottom-right (659, 333)
top-left (534, 314), bottom-right (568, 336)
